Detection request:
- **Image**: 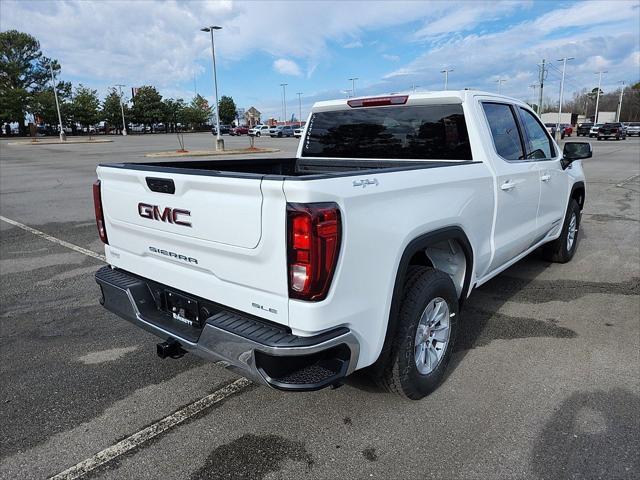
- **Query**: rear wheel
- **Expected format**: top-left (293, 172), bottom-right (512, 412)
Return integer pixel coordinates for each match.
top-left (378, 266), bottom-right (458, 400)
top-left (540, 199), bottom-right (581, 263)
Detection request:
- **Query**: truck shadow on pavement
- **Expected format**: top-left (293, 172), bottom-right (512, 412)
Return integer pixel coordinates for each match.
top-left (531, 388), bottom-right (640, 480)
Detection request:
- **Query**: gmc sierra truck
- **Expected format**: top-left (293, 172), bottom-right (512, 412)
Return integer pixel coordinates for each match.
top-left (94, 91), bottom-right (590, 399)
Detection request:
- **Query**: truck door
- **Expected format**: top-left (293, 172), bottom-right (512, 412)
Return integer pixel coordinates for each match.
top-left (516, 106), bottom-right (568, 238)
top-left (481, 101), bottom-right (541, 272)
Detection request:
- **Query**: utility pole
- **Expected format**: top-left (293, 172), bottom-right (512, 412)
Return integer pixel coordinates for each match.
top-left (538, 59), bottom-right (546, 115)
top-left (529, 84), bottom-right (538, 112)
top-left (616, 80), bottom-right (625, 122)
top-left (280, 83), bottom-right (288, 124)
top-left (440, 68), bottom-right (453, 89)
top-left (594, 70), bottom-right (607, 124)
top-left (201, 25), bottom-right (223, 151)
top-left (49, 63), bottom-right (66, 142)
top-left (411, 83), bottom-right (419, 93)
top-left (348, 77), bottom-right (358, 97)
top-left (495, 78), bottom-right (506, 95)
top-left (115, 84), bottom-right (127, 136)
top-left (556, 57), bottom-right (574, 141)
top-left (296, 92), bottom-right (303, 126)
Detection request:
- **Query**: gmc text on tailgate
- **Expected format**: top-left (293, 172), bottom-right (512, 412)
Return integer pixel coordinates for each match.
top-left (93, 90), bottom-right (589, 399)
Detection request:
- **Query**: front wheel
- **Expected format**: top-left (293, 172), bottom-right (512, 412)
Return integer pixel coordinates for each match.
top-left (378, 266), bottom-right (459, 399)
top-left (540, 199), bottom-right (581, 263)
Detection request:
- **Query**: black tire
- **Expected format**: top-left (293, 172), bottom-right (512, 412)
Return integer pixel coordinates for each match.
top-left (378, 266), bottom-right (459, 400)
top-left (540, 199), bottom-right (581, 263)
top-left (256, 132), bottom-right (261, 137)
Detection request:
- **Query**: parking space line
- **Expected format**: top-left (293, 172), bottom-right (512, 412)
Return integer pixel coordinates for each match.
top-left (616, 174), bottom-right (640, 187)
top-left (48, 377), bottom-right (252, 480)
top-left (0, 215), bottom-right (106, 262)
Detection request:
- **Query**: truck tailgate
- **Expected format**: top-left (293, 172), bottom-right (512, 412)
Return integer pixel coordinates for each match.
top-left (97, 165), bottom-right (290, 325)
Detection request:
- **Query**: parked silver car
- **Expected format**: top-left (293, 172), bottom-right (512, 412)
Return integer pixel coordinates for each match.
top-left (269, 125), bottom-right (295, 137)
top-left (626, 122), bottom-right (640, 136)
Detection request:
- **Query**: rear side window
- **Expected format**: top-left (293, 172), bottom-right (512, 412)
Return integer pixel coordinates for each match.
top-left (482, 103), bottom-right (524, 160)
top-left (518, 108), bottom-right (555, 159)
top-left (301, 105), bottom-right (472, 160)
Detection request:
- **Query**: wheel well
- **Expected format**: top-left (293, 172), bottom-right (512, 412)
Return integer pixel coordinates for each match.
top-left (571, 186), bottom-right (585, 210)
top-left (407, 238), bottom-right (468, 300)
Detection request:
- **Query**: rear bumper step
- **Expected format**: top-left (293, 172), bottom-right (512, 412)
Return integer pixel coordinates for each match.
top-left (95, 266), bottom-right (359, 391)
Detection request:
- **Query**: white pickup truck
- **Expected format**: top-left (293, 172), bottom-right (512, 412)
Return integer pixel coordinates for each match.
top-left (94, 91), bottom-right (590, 399)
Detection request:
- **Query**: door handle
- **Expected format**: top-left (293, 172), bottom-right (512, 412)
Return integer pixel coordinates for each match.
top-left (540, 174), bottom-right (551, 182)
top-left (500, 181), bottom-right (516, 191)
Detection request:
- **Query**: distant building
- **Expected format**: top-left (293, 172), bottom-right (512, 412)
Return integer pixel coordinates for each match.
top-left (244, 107), bottom-right (261, 127)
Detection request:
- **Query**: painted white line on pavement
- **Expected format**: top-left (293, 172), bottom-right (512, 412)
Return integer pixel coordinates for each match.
top-left (0, 215), bottom-right (106, 262)
top-left (49, 377), bottom-right (252, 480)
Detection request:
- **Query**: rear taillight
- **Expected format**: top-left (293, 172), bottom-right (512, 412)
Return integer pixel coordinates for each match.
top-left (93, 180), bottom-right (108, 244)
top-left (287, 203), bottom-right (341, 301)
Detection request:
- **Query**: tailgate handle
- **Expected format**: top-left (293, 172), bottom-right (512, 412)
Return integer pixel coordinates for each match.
top-left (146, 177), bottom-right (175, 194)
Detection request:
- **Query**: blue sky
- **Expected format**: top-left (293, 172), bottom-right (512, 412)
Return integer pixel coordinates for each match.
top-left (2, 0), bottom-right (639, 121)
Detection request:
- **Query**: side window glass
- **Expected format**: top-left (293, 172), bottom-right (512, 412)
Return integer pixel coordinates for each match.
top-left (482, 103), bottom-right (524, 161)
top-left (519, 108), bottom-right (555, 159)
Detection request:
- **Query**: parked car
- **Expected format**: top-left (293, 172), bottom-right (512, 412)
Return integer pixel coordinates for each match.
top-left (561, 124), bottom-right (573, 137)
top-left (589, 124), bottom-right (603, 137)
top-left (544, 123), bottom-right (565, 139)
top-left (269, 125), bottom-right (295, 137)
top-left (93, 90), bottom-right (588, 399)
top-left (576, 123), bottom-right (593, 136)
top-left (293, 126), bottom-right (305, 138)
top-left (626, 122), bottom-right (640, 136)
top-left (597, 122), bottom-right (626, 140)
top-left (248, 125), bottom-right (270, 137)
top-left (230, 125), bottom-right (249, 136)
top-left (211, 124), bottom-right (231, 135)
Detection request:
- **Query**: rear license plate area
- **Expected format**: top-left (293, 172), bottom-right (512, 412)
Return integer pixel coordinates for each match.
top-left (163, 290), bottom-right (202, 328)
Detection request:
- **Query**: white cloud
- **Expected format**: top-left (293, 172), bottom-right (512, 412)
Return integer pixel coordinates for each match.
top-left (273, 58), bottom-right (302, 76)
top-left (382, 54), bottom-right (400, 62)
top-left (343, 40), bottom-right (363, 49)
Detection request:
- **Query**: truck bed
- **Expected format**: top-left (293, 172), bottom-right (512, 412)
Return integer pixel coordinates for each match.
top-left (100, 157), bottom-right (475, 180)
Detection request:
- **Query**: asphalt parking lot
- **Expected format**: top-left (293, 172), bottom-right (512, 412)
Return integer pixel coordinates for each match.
top-left (1, 133), bottom-right (638, 479)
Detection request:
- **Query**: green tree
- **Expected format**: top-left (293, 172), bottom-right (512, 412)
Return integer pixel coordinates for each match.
top-left (218, 95), bottom-right (237, 124)
top-left (31, 80), bottom-right (71, 131)
top-left (130, 85), bottom-right (163, 132)
top-left (71, 84), bottom-right (100, 137)
top-left (0, 30), bottom-right (61, 134)
top-left (162, 98), bottom-right (186, 133)
top-left (102, 88), bottom-right (128, 134)
top-left (183, 94), bottom-right (211, 130)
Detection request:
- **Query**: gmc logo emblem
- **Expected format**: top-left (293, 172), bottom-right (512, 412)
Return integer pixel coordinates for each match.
top-left (138, 203), bottom-right (192, 227)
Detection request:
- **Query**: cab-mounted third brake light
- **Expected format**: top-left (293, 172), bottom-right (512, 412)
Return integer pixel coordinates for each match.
top-left (287, 203), bottom-right (341, 301)
top-left (347, 95), bottom-right (408, 108)
top-left (93, 180), bottom-right (108, 244)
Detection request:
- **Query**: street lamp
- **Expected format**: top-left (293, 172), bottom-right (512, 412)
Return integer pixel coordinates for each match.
top-left (593, 70), bottom-right (607, 124)
top-left (440, 68), bottom-right (454, 89)
top-left (555, 57), bottom-right (574, 142)
top-left (296, 92), bottom-right (303, 126)
top-left (348, 77), bottom-right (358, 97)
top-left (495, 78), bottom-right (507, 95)
top-left (49, 63), bottom-right (66, 142)
top-left (115, 84), bottom-right (127, 135)
top-left (280, 83), bottom-right (288, 124)
top-left (201, 25), bottom-right (224, 151)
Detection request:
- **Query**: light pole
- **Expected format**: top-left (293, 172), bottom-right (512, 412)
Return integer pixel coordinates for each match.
top-left (296, 92), bottom-right (303, 126)
top-left (115, 84), bottom-right (127, 136)
top-left (594, 70), bottom-right (607, 124)
top-left (280, 83), bottom-right (288, 124)
top-left (49, 63), bottom-right (66, 141)
top-left (201, 25), bottom-right (223, 151)
top-left (616, 80), bottom-right (625, 122)
top-left (348, 77), bottom-right (358, 97)
top-left (411, 83), bottom-right (419, 93)
top-left (495, 78), bottom-right (507, 95)
top-left (556, 57), bottom-right (574, 142)
top-left (440, 68), bottom-right (453, 89)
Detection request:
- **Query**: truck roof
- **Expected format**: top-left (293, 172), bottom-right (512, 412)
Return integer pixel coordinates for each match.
top-left (311, 90), bottom-right (524, 112)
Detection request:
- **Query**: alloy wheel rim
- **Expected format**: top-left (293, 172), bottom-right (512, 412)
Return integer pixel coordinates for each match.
top-left (567, 212), bottom-right (577, 251)
top-left (414, 297), bottom-right (451, 375)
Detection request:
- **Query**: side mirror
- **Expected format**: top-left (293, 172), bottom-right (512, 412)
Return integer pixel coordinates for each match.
top-left (562, 142), bottom-right (592, 169)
